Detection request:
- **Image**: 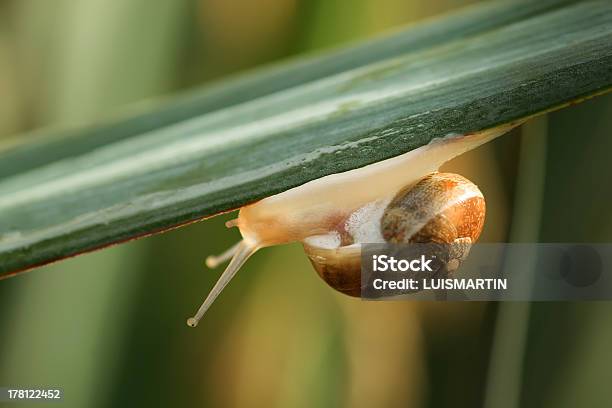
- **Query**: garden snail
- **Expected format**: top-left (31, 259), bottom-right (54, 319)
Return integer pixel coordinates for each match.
top-left (187, 122), bottom-right (520, 327)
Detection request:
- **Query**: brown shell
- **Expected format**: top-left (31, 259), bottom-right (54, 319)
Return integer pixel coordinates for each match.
top-left (381, 172), bottom-right (485, 244)
top-left (303, 244), bottom-right (362, 297)
top-left (305, 173), bottom-right (486, 297)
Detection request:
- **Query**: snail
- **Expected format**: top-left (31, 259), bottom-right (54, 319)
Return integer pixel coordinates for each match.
top-left (187, 122), bottom-right (519, 327)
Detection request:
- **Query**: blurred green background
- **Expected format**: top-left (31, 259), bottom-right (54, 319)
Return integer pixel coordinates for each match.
top-left (1, 0), bottom-right (611, 407)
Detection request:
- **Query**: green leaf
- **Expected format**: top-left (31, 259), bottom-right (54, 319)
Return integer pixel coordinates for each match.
top-left (1, 0), bottom-right (611, 276)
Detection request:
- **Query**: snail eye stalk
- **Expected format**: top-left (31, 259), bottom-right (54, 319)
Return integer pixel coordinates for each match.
top-left (187, 240), bottom-right (258, 327)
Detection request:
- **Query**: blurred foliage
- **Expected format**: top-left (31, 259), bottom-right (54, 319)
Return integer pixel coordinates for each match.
top-left (0, 1), bottom-right (610, 407)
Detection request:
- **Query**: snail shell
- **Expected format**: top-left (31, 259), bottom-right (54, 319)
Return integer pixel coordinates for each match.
top-left (303, 172), bottom-right (485, 297)
top-left (382, 172), bottom-right (485, 245)
top-left (187, 122), bottom-right (519, 326)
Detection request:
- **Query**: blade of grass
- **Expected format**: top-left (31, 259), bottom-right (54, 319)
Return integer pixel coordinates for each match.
top-left (0, 0), bottom-right (582, 178)
top-left (483, 117), bottom-right (548, 408)
top-left (1, 0), bottom-right (611, 275)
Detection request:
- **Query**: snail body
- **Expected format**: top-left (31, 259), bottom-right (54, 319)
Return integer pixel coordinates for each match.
top-left (187, 123), bottom-right (518, 326)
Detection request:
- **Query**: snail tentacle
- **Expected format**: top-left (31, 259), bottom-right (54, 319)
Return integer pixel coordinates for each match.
top-left (205, 241), bottom-right (242, 269)
top-left (187, 240), bottom-right (259, 327)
